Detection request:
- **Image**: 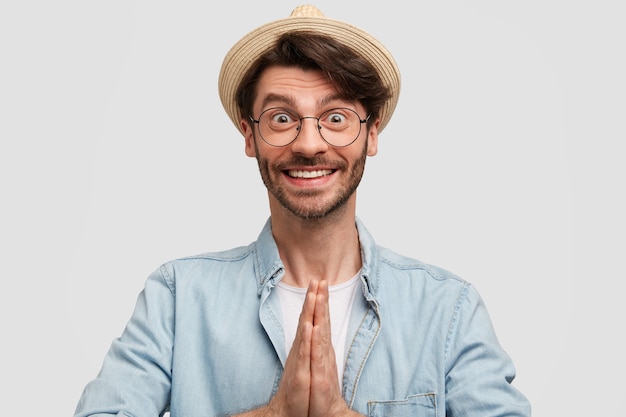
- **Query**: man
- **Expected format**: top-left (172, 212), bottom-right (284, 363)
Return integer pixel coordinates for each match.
top-left (75, 5), bottom-right (530, 417)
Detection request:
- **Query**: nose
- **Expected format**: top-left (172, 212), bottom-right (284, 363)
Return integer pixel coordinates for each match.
top-left (290, 117), bottom-right (329, 156)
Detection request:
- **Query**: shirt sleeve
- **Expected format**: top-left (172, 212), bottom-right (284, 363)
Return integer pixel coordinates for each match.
top-left (73, 265), bottom-right (175, 417)
top-left (444, 284), bottom-right (531, 417)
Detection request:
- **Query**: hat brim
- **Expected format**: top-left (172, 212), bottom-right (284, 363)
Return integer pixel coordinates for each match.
top-left (218, 15), bottom-right (401, 135)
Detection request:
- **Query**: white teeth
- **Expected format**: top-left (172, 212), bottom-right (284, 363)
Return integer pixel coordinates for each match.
top-left (288, 169), bottom-right (333, 178)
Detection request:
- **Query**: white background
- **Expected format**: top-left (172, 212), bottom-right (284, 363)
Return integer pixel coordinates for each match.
top-left (1, 1), bottom-right (624, 416)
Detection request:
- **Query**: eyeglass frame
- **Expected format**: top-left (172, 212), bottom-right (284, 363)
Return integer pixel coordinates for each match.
top-left (248, 107), bottom-right (372, 148)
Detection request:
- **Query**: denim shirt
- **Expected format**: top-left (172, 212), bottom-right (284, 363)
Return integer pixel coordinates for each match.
top-left (74, 218), bottom-right (531, 417)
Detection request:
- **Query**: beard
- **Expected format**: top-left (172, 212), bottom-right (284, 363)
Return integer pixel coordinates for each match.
top-left (254, 139), bottom-right (368, 220)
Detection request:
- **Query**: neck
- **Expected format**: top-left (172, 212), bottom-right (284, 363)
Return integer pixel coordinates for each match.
top-left (270, 199), bottom-right (362, 288)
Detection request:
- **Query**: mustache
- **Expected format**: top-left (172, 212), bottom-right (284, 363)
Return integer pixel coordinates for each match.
top-left (274, 156), bottom-right (346, 170)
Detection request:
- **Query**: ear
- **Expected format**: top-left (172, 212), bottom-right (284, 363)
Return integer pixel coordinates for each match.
top-left (241, 119), bottom-right (257, 158)
top-left (366, 119), bottom-right (380, 156)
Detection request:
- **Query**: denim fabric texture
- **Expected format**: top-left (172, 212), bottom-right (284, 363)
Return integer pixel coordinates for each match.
top-left (74, 218), bottom-right (531, 417)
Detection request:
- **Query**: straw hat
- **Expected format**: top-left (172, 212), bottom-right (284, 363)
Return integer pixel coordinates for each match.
top-left (218, 4), bottom-right (401, 135)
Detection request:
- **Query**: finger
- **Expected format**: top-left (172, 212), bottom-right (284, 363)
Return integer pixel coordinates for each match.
top-left (296, 280), bottom-right (318, 337)
top-left (285, 279), bottom-right (318, 382)
top-left (311, 280), bottom-right (336, 373)
top-left (290, 284), bottom-right (316, 373)
top-left (272, 298), bottom-right (314, 417)
top-left (313, 280), bottom-right (331, 343)
top-left (270, 326), bottom-right (311, 417)
top-left (309, 325), bottom-right (344, 417)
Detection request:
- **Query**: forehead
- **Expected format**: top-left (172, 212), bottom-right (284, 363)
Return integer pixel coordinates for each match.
top-left (254, 66), bottom-right (357, 111)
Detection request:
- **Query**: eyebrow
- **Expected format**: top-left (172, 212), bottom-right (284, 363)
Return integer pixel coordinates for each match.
top-left (260, 93), bottom-right (295, 109)
top-left (259, 93), bottom-right (353, 112)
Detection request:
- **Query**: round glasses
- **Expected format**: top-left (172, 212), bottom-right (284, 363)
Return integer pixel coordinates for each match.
top-left (249, 107), bottom-right (370, 147)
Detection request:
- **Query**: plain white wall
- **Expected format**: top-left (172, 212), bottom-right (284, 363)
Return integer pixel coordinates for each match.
top-left (1, 1), bottom-right (624, 415)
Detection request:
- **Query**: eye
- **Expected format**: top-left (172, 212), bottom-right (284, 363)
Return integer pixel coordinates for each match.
top-left (260, 108), bottom-right (299, 132)
top-left (324, 112), bottom-right (346, 124)
top-left (320, 108), bottom-right (354, 131)
top-left (270, 110), bottom-right (296, 124)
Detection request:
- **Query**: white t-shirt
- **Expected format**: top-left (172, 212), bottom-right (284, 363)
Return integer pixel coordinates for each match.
top-left (275, 273), bottom-right (361, 385)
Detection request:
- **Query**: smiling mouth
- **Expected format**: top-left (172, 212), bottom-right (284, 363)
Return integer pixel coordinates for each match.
top-left (287, 169), bottom-right (334, 179)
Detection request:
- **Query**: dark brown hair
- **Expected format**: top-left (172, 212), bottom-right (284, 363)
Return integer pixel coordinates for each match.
top-left (235, 31), bottom-right (391, 128)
